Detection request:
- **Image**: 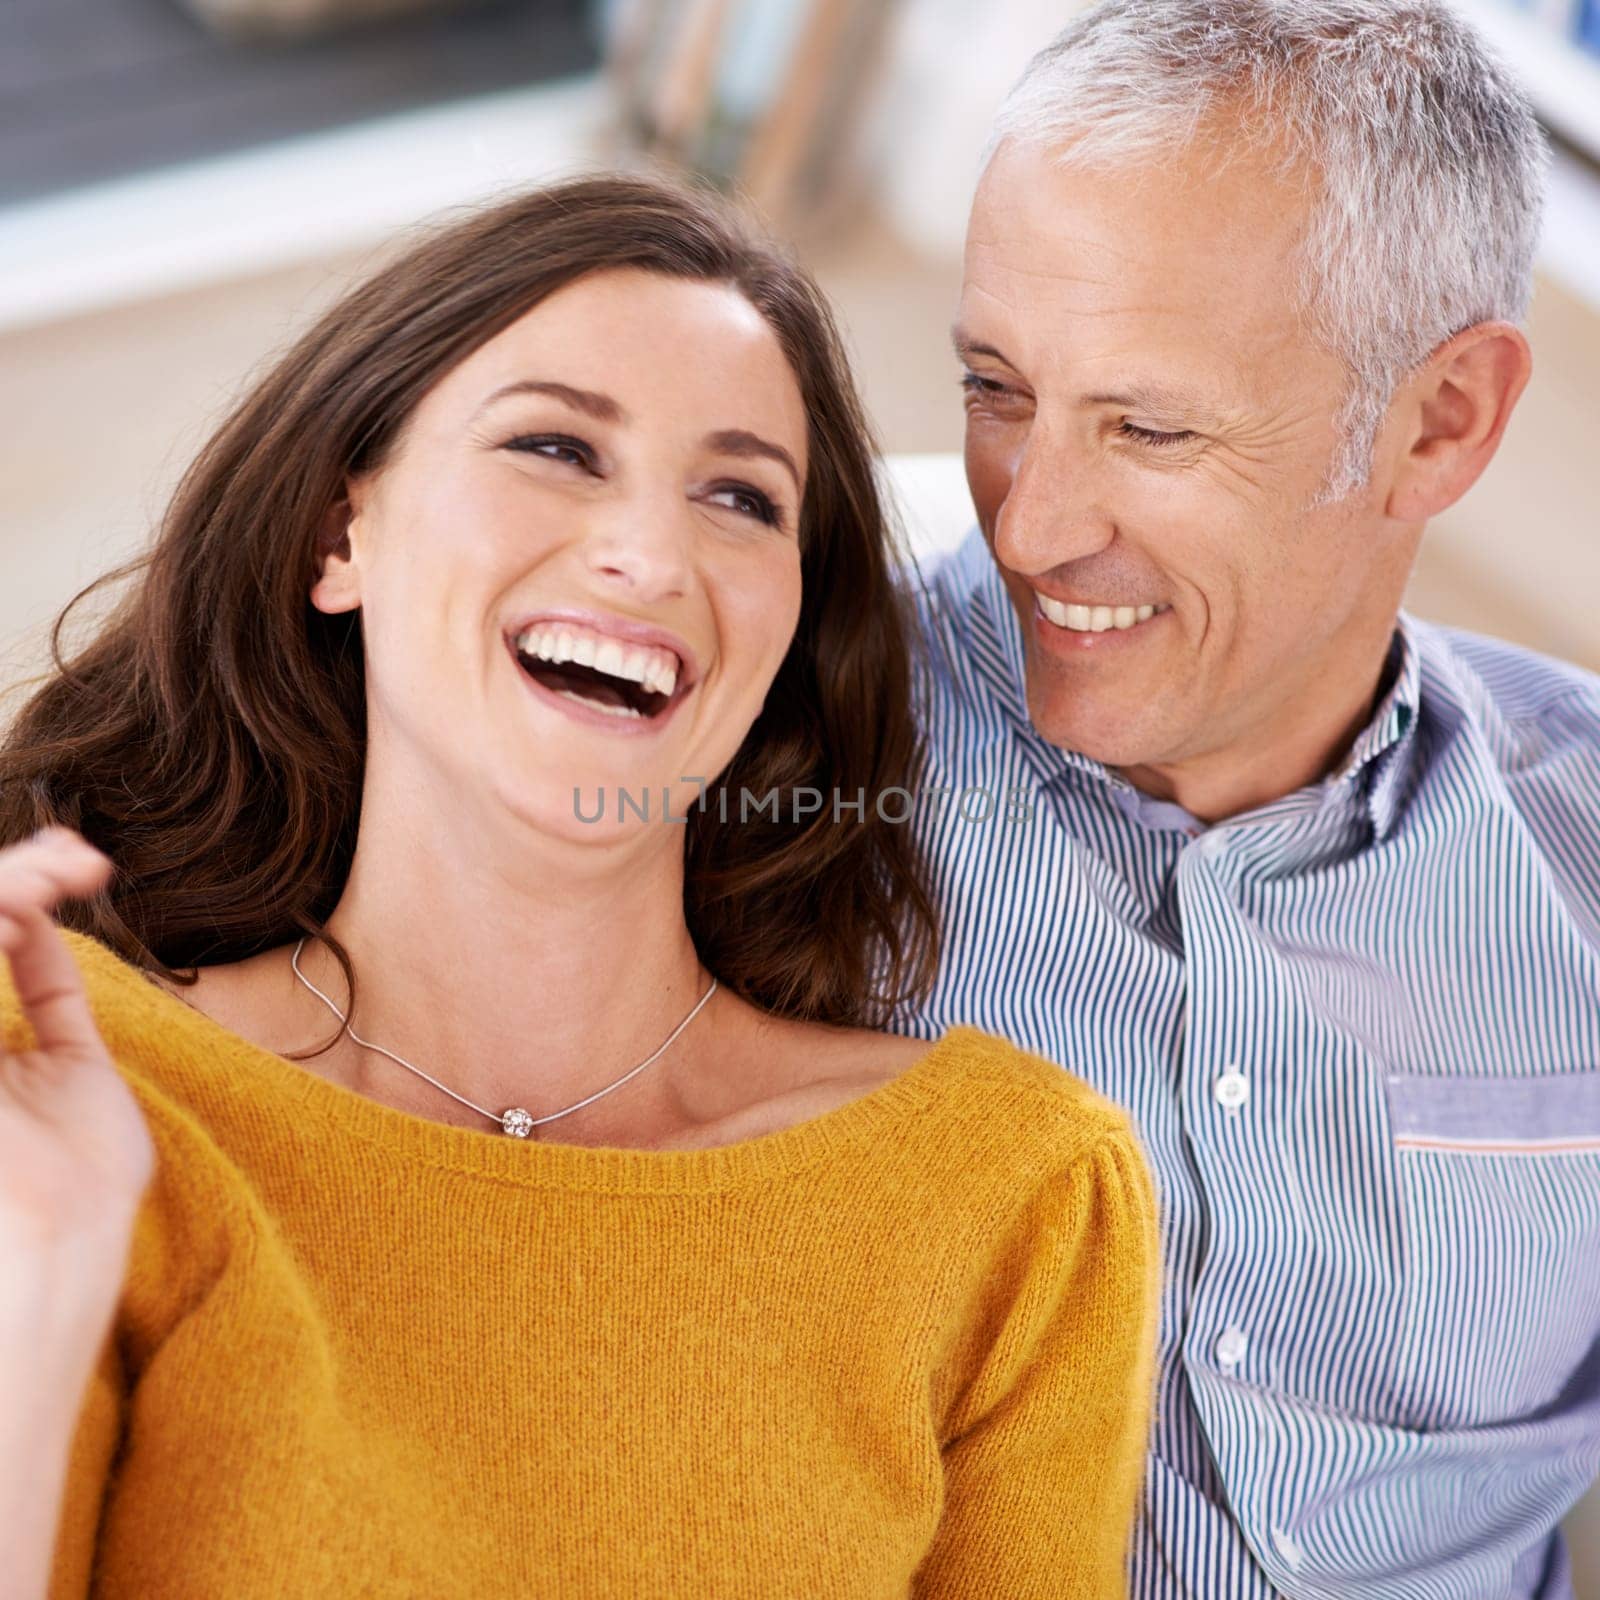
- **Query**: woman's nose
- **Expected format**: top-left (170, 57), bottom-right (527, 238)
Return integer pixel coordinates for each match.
top-left (579, 501), bottom-right (692, 600)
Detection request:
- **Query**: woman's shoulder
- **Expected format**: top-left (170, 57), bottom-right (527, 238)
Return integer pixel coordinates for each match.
top-left (797, 1018), bottom-right (1146, 1203)
top-left (908, 1023), bottom-right (1139, 1161)
top-left (908, 1029), bottom-right (1158, 1301)
top-left (848, 1026), bottom-right (1157, 1326)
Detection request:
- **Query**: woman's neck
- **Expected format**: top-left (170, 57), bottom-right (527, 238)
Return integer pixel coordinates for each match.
top-left (283, 788), bottom-right (723, 1138)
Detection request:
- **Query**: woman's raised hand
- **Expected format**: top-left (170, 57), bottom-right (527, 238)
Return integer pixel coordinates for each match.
top-left (0, 830), bottom-right (153, 1600)
top-left (0, 829), bottom-right (155, 1263)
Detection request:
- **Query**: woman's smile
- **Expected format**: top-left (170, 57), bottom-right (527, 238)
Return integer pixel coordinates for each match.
top-left (505, 620), bottom-right (698, 738)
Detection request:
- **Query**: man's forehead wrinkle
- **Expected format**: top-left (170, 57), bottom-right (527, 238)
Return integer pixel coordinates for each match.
top-left (965, 242), bottom-right (1120, 294)
top-left (963, 288), bottom-right (1246, 358)
top-left (966, 274), bottom-right (1322, 402)
top-left (963, 265), bottom-right (1203, 329)
top-left (970, 234), bottom-right (1282, 330)
top-left (969, 218), bottom-right (1137, 273)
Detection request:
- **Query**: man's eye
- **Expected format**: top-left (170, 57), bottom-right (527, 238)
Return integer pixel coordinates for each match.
top-left (961, 373), bottom-right (1015, 399)
top-left (1120, 422), bottom-right (1196, 448)
top-left (504, 434), bottom-right (594, 469)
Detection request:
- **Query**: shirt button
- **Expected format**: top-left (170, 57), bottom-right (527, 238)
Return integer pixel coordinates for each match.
top-left (1215, 1327), bottom-right (1249, 1367)
top-left (1214, 1068), bottom-right (1250, 1110)
top-left (1272, 1528), bottom-right (1305, 1570)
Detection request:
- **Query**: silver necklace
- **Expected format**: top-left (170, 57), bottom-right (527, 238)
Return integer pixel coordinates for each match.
top-left (289, 938), bottom-right (718, 1139)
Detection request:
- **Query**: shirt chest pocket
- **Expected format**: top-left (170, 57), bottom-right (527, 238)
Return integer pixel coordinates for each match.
top-left (1381, 1071), bottom-right (1600, 1431)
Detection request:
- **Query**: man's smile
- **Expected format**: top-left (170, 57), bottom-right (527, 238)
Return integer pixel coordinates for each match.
top-left (1032, 588), bottom-right (1171, 634)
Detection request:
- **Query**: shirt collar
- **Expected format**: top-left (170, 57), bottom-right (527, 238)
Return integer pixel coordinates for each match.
top-left (951, 527), bottom-right (1423, 843)
top-left (1348, 613), bottom-right (1422, 843)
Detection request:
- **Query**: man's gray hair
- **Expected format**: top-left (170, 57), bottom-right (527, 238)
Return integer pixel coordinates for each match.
top-left (988, 0), bottom-right (1549, 498)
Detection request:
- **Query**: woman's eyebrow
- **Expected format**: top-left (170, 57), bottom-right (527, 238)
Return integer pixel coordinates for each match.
top-left (473, 379), bottom-right (625, 423)
top-left (471, 384), bottom-right (798, 487)
top-left (705, 430), bottom-right (801, 491)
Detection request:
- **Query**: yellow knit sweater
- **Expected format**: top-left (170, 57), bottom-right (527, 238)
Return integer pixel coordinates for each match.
top-left (8, 931), bottom-right (1160, 1599)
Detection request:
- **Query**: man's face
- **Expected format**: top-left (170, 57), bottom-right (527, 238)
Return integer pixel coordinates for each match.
top-left (958, 139), bottom-right (1419, 800)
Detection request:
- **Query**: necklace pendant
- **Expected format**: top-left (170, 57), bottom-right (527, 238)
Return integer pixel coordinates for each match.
top-left (500, 1107), bottom-right (536, 1139)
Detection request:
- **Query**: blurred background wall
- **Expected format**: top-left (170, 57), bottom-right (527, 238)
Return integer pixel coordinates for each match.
top-left (2, 0), bottom-right (1597, 698)
top-left (1, 0), bottom-right (1597, 1577)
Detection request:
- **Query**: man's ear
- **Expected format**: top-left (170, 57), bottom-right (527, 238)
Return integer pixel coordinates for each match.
top-left (309, 476), bottom-right (367, 616)
top-left (1384, 321), bottom-right (1532, 524)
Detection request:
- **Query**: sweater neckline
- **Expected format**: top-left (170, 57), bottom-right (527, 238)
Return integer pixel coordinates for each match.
top-left (76, 932), bottom-right (966, 1194)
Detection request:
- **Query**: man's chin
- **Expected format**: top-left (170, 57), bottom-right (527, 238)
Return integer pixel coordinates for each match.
top-left (1022, 683), bottom-right (1161, 770)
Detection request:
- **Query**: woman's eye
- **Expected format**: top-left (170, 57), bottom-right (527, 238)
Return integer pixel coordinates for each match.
top-left (1119, 422), bottom-right (1196, 449)
top-left (708, 484), bottom-right (781, 527)
top-left (504, 434), bottom-right (594, 469)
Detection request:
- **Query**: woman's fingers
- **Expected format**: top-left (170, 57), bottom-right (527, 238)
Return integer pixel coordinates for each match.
top-left (0, 830), bottom-right (114, 1059)
top-left (0, 829), bottom-right (109, 902)
top-left (0, 831), bottom-right (153, 1251)
top-left (0, 831), bottom-right (111, 932)
top-left (4, 909), bottom-right (108, 1062)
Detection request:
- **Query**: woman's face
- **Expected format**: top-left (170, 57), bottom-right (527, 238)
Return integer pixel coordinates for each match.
top-left (311, 267), bottom-right (810, 849)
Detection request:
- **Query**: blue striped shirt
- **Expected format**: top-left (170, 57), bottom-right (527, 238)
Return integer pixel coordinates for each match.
top-left (890, 526), bottom-right (1600, 1600)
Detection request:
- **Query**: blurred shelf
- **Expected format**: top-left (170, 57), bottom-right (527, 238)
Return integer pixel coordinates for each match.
top-left (0, 72), bottom-right (605, 334)
top-left (1, 0), bottom-right (599, 207)
top-left (603, 0), bottom-right (899, 229)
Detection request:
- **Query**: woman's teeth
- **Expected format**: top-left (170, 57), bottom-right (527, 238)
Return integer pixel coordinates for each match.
top-left (551, 688), bottom-right (645, 719)
top-left (1033, 594), bottom-right (1167, 633)
top-left (515, 623), bottom-right (680, 697)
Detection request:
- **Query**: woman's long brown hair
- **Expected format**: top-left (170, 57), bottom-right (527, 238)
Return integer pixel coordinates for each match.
top-left (0, 174), bottom-right (939, 1040)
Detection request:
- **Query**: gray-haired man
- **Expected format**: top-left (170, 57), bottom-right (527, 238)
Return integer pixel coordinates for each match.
top-left (894, 3), bottom-right (1600, 1595)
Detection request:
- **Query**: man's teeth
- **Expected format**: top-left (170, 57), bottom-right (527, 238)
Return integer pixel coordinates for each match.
top-left (514, 623), bottom-right (680, 696)
top-left (1033, 594), bottom-right (1163, 633)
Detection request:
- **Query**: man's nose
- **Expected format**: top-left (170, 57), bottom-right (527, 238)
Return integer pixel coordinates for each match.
top-left (991, 426), bottom-right (1116, 578)
top-left (579, 494), bottom-right (693, 600)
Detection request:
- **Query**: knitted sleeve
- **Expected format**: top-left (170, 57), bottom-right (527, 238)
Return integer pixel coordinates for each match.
top-left (912, 1124), bottom-right (1161, 1600)
top-left (47, 1282), bottom-right (131, 1598)
top-left (43, 1098), bottom-right (246, 1600)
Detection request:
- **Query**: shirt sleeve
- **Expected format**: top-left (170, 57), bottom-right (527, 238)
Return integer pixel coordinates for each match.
top-left (912, 1124), bottom-right (1162, 1600)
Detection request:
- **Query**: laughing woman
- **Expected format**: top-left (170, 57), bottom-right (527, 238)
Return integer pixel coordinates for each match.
top-left (0, 176), bottom-right (1157, 1599)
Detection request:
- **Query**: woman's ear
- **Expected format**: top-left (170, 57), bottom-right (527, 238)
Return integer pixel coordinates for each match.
top-left (309, 477), bottom-right (367, 617)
